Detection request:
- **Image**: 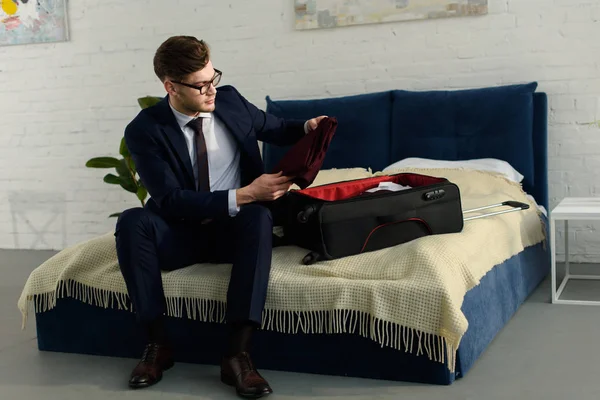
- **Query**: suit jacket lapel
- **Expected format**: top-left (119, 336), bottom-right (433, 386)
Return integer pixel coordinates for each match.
top-left (154, 96), bottom-right (195, 184)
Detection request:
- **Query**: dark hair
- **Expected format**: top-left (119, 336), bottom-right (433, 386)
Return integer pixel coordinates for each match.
top-left (153, 36), bottom-right (211, 82)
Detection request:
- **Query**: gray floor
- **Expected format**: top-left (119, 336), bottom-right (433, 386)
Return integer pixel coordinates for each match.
top-left (3, 250), bottom-right (600, 400)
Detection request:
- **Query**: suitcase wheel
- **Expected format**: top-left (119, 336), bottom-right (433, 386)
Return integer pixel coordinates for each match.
top-left (297, 205), bottom-right (317, 223)
top-left (302, 251), bottom-right (321, 265)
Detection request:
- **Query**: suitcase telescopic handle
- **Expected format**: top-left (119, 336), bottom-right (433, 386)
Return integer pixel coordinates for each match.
top-left (463, 200), bottom-right (529, 222)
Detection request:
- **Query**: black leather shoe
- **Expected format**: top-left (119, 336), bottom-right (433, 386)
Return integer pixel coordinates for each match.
top-left (128, 343), bottom-right (174, 389)
top-left (221, 352), bottom-right (273, 398)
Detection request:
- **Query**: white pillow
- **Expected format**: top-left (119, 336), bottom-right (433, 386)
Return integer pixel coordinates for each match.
top-left (383, 158), bottom-right (524, 183)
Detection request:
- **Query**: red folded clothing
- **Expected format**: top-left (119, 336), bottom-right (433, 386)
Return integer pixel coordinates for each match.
top-left (272, 117), bottom-right (338, 189)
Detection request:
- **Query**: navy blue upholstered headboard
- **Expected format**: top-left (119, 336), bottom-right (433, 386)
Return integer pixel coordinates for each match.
top-left (263, 86), bottom-right (548, 211)
top-left (531, 93), bottom-right (549, 211)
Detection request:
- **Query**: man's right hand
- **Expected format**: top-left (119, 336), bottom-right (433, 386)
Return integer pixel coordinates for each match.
top-left (236, 172), bottom-right (293, 206)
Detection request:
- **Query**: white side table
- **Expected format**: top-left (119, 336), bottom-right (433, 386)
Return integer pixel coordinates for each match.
top-left (551, 197), bottom-right (600, 305)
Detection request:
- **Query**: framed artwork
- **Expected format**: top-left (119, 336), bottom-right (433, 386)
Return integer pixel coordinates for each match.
top-left (295, 0), bottom-right (488, 30)
top-left (1, 0), bottom-right (69, 46)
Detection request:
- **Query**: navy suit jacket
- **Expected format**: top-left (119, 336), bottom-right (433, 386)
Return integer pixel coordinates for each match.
top-left (124, 85), bottom-right (305, 222)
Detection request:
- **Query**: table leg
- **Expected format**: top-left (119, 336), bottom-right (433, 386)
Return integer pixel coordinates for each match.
top-left (565, 220), bottom-right (570, 277)
top-left (551, 217), bottom-right (557, 303)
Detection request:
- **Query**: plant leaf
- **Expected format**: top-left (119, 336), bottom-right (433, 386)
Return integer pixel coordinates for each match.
top-left (116, 159), bottom-right (130, 177)
top-left (86, 157), bottom-right (121, 168)
top-left (116, 159), bottom-right (138, 195)
top-left (103, 173), bottom-right (120, 184)
top-left (137, 96), bottom-right (162, 109)
top-left (109, 212), bottom-right (122, 218)
top-left (137, 186), bottom-right (148, 202)
top-left (115, 159), bottom-right (137, 193)
top-left (119, 137), bottom-right (130, 158)
top-left (127, 156), bottom-right (136, 174)
top-left (119, 176), bottom-right (138, 193)
top-left (115, 159), bottom-right (138, 193)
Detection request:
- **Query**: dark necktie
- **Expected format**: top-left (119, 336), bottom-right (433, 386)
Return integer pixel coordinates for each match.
top-left (186, 118), bottom-right (210, 192)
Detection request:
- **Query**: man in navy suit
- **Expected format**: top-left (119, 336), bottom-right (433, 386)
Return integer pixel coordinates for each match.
top-left (115, 36), bottom-right (326, 398)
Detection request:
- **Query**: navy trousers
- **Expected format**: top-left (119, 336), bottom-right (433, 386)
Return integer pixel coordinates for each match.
top-left (114, 204), bottom-right (273, 326)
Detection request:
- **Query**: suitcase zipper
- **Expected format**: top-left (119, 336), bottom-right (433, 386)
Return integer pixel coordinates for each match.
top-left (293, 181), bottom-right (452, 223)
top-left (310, 182), bottom-right (451, 205)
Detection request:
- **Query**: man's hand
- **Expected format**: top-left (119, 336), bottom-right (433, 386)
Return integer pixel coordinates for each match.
top-left (236, 172), bottom-right (293, 206)
top-left (305, 115), bottom-right (328, 133)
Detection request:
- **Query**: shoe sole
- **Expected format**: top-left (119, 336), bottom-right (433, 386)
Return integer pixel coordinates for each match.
top-left (220, 373), bottom-right (273, 398)
top-left (128, 360), bottom-right (175, 389)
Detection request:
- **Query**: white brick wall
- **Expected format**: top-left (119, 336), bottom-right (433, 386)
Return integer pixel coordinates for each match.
top-left (1, 0), bottom-right (599, 261)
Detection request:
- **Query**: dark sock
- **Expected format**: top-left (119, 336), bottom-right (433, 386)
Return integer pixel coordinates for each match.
top-left (227, 321), bottom-right (255, 357)
top-left (145, 317), bottom-right (167, 345)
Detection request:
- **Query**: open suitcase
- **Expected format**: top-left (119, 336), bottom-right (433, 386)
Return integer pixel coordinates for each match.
top-left (279, 172), bottom-right (529, 265)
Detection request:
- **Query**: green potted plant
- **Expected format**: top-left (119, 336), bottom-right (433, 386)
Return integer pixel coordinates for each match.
top-left (85, 96), bottom-right (162, 218)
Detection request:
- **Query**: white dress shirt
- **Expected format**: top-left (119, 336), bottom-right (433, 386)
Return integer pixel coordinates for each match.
top-left (169, 102), bottom-right (241, 217)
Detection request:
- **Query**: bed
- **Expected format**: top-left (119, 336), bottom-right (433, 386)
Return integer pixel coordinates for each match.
top-left (22, 82), bottom-right (549, 385)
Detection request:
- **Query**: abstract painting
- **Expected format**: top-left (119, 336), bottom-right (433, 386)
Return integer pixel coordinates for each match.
top-left (295, 0), bottom-right (488, 30)
top-left (1, 0), bottom-right (69, 46)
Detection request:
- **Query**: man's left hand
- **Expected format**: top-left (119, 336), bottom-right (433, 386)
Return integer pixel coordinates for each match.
top-left (305, 116), bottom-right (328, 133)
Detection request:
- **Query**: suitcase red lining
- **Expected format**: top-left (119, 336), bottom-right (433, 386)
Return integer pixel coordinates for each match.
top-left (295, 173), bottom-right (446, 202)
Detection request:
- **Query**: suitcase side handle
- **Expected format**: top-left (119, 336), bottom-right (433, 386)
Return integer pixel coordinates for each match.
top-left (463, 200), bottom-right (530, 222)
top-left (297, 205), bottom-right (318, 223)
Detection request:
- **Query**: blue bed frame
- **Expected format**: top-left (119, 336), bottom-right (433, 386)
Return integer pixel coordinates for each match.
top-left (34, 86), bottom-right (550, 385)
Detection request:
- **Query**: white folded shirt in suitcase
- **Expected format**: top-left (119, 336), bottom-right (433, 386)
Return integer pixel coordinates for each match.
top-left (365, 182), bottom-right (412, 193)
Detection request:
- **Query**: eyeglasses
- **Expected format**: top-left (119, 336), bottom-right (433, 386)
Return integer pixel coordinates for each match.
top-left (172, 69), bottom-right (222, 95)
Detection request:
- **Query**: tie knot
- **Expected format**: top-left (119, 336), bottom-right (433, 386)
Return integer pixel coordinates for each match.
top-left (187, 117), bottom-right (203, 132)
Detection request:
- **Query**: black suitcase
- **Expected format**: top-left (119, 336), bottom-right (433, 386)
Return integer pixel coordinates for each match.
top-left (279, 172), bottom-right (529, 265)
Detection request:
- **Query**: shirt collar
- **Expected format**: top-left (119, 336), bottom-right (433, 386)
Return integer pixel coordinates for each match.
top-left (169, 100), bottom-right (212, 130)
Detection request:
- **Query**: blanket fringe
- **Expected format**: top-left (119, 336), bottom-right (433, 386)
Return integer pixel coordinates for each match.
top-left (20, 279), bottom-right (459, 373)
top-left (20, 280), bottom-right (134, 330)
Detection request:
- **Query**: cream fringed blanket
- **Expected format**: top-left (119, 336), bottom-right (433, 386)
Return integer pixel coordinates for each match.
top-left (18, 167), bottom-right (546, 372)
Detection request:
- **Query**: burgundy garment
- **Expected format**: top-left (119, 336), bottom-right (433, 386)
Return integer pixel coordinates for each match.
top-left (271, 117), bottom-right (338, 189)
